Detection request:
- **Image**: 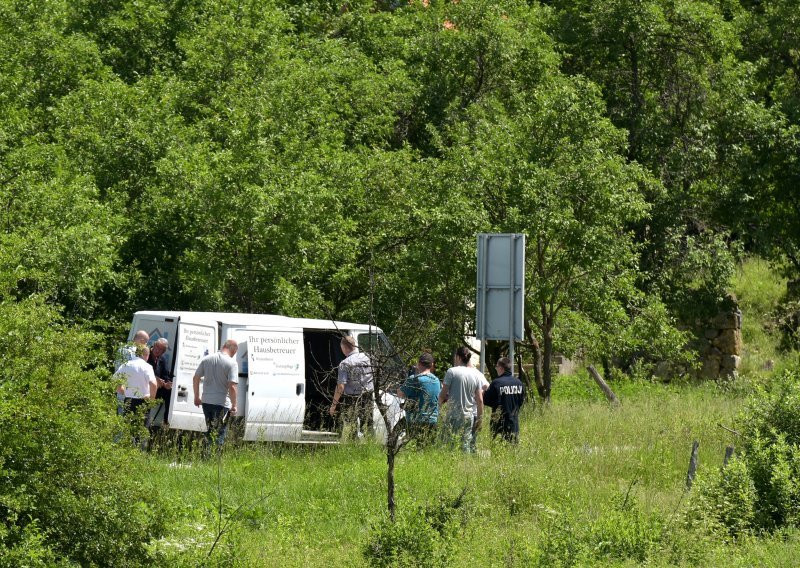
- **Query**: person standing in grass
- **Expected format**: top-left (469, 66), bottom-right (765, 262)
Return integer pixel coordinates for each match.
top-left (116, 344), bottom-right (157, 416)
top-left (483, 357), bottom-right (525, 443)
top-left (468, 359), bottom-right (490, 453)
top-left (115, 343), bottom-right (157, 447)
top-left (439, 346), bottom-right (484, 453)
top-left (115, 330), bottom-right (150, 415)
top-left (148, 338), bottom-right (172, 428)
top-left (397, 352), bottom-right (441, 448)
top-left (193, 339), bottom-right (239, 455)
top-left (330, 336), bottom-right (374, 440)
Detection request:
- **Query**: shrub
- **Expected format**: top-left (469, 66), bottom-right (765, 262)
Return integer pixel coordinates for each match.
top-left (685, 368), bottom-right (800, 536)
top-left (684, 458), bottom-right (757, 539)
top-left (363, 491), bottom-right (468, 568)
top-left (532, 493), bottom-right (666, 566)
top-left (0, 298), bottom-right (171, 566)
top-left (586, 495), bottom-right (664, 563)
top-left (739, 369), bottom-right (800, 530)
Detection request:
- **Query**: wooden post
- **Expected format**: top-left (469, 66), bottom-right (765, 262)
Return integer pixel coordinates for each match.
top-left (587, 365), bottom-right (619, 406)
top-left (722, 445), bottom-right (735, 469)
top-left (686, 440), bottom-right (700, 490)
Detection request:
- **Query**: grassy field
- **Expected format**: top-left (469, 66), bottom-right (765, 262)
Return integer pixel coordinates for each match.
top-left (136, 376), bottom-right (799, 567)
top-left (129, 257), bottom-right (800, 566)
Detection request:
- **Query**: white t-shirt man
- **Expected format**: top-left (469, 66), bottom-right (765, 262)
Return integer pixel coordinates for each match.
top-left (118, 356), bottom-right (157, 399)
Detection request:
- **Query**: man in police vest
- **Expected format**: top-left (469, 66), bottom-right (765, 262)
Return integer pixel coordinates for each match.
top-left (483, 357), bottom-right (525, 443)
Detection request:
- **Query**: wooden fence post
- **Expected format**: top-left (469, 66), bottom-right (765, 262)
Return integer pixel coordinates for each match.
top-left (722, 445), bottom-right (735, 469)
top-left (587, 365), bottom-right (619, 406)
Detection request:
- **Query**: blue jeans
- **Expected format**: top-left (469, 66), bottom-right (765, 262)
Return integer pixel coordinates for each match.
top-left (443, 414), bottom-right (474, 453)
top-left (202, 403), bottom-right (230, 454)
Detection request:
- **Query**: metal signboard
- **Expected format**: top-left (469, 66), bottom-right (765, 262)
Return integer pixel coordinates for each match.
top-left (476, 233), bottom-right (525, 370)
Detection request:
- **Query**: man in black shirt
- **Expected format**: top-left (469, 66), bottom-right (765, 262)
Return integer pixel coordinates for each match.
top-left (148, 338), bottom-right (172, 427)
top-left (483, 357), bottom-right (525, 443)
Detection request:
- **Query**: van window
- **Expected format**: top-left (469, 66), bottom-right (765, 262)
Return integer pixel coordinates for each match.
top-left (357, 332), bottom-right (404, 372)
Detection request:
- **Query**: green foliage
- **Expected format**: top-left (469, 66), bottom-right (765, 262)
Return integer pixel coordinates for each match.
top-left (363, 491), bottom-right (468, 568)
top-left (532, 492), bottom-right (667, 566)
top-left (737, 369), bottom-right (800, 530)
top-left (732, 257), bottom-right (785, 370)
top-left (685, 458), bottom-right (757, 539)
top-left (687, 368), bottom-right (800, 536)
top-left (0, 298), bottom-right (171, 566)
top-left (551, 0), bottom-right (764, 326)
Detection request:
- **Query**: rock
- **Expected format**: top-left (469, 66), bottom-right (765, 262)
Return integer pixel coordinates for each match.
top-left (712, 311), bottom-right (741, 330)
top-left (701, 355), bottom-right (721, 379)
top-left (654, 361), bottom-right (672, 380)
top-left (721, 354), bottom-right (741, 372)
top-left (712, 329), bottom-right (742, 356)
top-left (704, 328), bottom-right (720, 340)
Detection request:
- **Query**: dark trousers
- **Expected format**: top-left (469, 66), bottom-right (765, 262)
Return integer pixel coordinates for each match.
top-left (152, 387), bottom-right (173, 426)
top-left (491, 421), bottom-right (519, 444)
top-left (202, 403), bottom-right (230, 453)
top-left (119, 397), bottom-right (149, 447)
top-left (122, 397), bottom-right (148, 419)
top-left (338, 393), bottom-right (373, 439)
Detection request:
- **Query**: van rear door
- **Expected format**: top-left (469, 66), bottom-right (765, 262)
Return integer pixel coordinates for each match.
top-left (170, 320), bottom-right (218, 431)
top-left (227, 327), bottom-right (305, 442)
top-left (127, 314), bottom-right (178, 371)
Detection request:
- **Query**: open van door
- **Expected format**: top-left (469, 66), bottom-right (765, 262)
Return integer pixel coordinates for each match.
top-left (170, 320), bottom-right (218, 431)
top-left (227, 327), bottom-right (305, 441)
top-left (128, 313), bottom-right (179, 428)
top-left (128, 315), bottom-right (178, 356)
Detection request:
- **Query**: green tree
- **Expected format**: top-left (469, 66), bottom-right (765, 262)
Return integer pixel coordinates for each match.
top-left (0, 298), bottom-right (170, 565)
top-left (447, 77), bottom-right (652, 399)
top-left (550, 0), bottom-right (758, 321)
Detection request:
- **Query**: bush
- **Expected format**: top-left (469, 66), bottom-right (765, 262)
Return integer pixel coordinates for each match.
top-left (686, 368), bottom-right (800, 536)
top-left (685, 458), bottom-right (757, 539)
top-left (0, 298), bottom-right (171, 566)
top-left (363, 491), bottom-right (468, 568)
top-left (586, 496), bottom-right (664, 563)
top-left (739, 369), bottom-right (800, 530)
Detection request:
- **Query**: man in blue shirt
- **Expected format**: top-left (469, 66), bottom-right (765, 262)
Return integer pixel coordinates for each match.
top-left (397, 352), bottom-right (441, 448)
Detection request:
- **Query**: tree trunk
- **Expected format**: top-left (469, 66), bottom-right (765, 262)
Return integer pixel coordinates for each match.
top-left (526, 320), bottom-right (545, 399)
top-left (542, 324), bottom-right (553, 402)
top-left (587, 365), bottom-right (619, 406)
top-left (387, 445), bottom-right (396, 522)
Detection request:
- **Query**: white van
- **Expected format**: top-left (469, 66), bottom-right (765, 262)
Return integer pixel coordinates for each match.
top-left (127, 311), bottom-right (404, 443)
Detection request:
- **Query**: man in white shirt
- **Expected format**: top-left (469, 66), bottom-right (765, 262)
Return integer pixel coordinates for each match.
top-left (439, 346), bottom-right (484, 453)
top-left (116, 344), bottom-right (157, 412)
top-left (329, 336), bottom-right (374, 439)
top-left (115, 344), bottom-right (157, 447)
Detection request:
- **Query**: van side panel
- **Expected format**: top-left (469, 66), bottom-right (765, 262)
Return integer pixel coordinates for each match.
top-left (226, 327), bottom-right (305, 442)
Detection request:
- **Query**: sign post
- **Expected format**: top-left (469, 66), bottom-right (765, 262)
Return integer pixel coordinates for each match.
top-left (476, 233), bottom-right (525, 373)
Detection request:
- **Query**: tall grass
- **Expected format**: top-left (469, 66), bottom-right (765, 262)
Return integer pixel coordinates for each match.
top-left (139, 380), bottom-right (800, 567)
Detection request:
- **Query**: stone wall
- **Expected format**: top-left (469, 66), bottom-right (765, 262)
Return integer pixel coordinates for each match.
top-left (699, 299), bottom-right (743, 379)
